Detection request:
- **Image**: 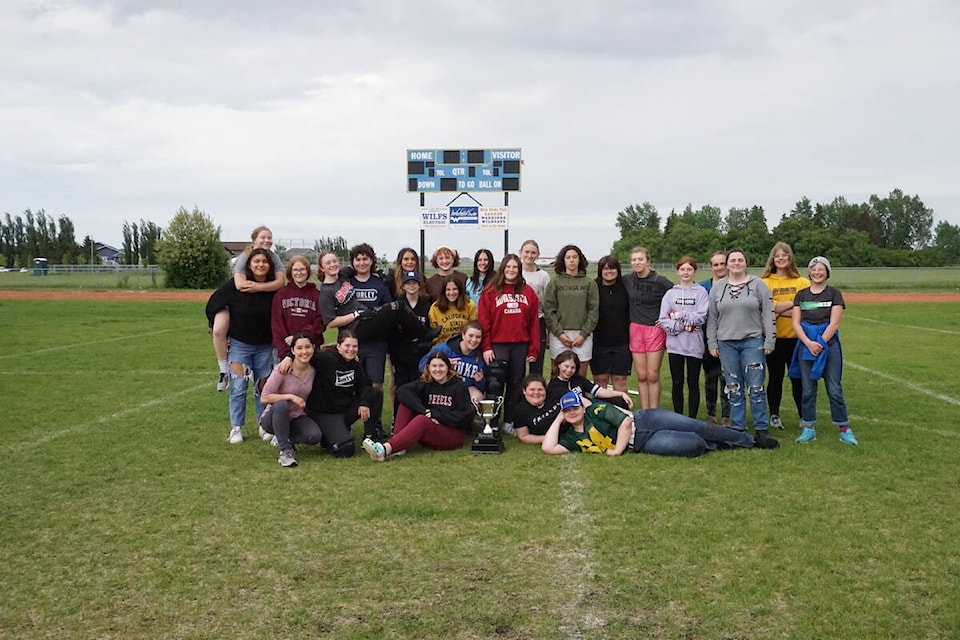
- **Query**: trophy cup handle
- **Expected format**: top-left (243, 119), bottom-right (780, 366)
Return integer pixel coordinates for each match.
top-left (494, 396), bottom-right (505, 416)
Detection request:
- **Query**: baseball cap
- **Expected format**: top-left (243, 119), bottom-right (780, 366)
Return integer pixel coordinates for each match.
top-left (402, 270), bottom-right (422, 283)
top-left (560, 392), bottom-right (583, 411)
top-left (808, 256), bottom-right (832, 277)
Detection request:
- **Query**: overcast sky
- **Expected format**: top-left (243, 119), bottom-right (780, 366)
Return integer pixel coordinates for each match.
top-left (2, 0), bottom-right (958, 261)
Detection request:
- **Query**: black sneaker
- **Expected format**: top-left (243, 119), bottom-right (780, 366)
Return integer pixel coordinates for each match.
top-left (366, 428), bottom-right (389, 443)
top-left (753, 430), bottom-right (781, 450)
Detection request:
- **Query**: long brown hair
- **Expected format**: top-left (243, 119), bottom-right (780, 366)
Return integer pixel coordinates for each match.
top-left (488, 253), bottom-right (526, 293)
top-left (420, 351), bottom-right (456, 383)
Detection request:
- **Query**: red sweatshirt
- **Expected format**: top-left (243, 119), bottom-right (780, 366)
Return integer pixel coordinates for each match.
top-left (271, 281), bottom-right (324, 355)
top-left (477, 282), bottom-right (540, 360)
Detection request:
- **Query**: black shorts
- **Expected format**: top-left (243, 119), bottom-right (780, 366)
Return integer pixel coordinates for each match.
top-left (590, 344), bottom-right (632, 377)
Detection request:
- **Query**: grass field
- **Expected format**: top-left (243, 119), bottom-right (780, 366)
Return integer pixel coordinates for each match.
top-left (0, 298), bottom-right (958, 639)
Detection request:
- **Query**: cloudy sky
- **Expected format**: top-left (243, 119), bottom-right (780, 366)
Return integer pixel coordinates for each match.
top-left (2, 0), bottom-right (957, 260)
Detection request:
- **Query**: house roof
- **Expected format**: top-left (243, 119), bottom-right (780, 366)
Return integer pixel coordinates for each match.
top-left (223, 242), bottom-right (250, 256)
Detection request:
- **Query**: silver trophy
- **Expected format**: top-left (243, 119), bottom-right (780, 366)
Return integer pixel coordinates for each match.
top-left (471, 396), bottom-right (505, 453)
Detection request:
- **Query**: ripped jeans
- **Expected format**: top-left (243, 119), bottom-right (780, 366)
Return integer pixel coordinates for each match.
top-left (718, 337), bottom-right (769, 432)
top-left (227, 339), bottom-right (275, 428)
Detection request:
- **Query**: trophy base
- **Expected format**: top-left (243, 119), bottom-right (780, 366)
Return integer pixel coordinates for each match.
top-left (471, 432), bottom-right (505, 454)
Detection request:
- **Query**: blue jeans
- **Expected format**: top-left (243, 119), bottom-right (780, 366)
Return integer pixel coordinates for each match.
top-left (718, 337), bottom-right (769, 431)
top-left (228, 339), bottom-right (275, 427)
top-left (632, 408), bottom-right (755, 457)
top-left (798, 337), bottom-right (849, 427)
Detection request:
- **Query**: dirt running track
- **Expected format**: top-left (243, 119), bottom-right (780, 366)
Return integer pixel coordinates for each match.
top-left (0, 290), bottom-right (958, 303)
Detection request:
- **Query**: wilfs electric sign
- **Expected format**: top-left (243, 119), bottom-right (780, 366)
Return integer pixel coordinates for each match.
top-left (420, 206), bottom-right (508, 229)
top-left (407, 148), bottom-right (521, 192)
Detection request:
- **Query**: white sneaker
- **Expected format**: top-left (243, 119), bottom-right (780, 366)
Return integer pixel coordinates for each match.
top-left (270, 436), bottom-right (278, 447)
top-left (258, 426), bottom-right (273, 441)
top-left (361, 437), bottom-right (386, 462)
top-left (501, 422), bottom-right (516, 436)
top-left (227, 426), bottom-right (243, 444)
top-left (278, 449), bottom-right (298, 467)
top-left (217, 372), bottom-right (229, 392)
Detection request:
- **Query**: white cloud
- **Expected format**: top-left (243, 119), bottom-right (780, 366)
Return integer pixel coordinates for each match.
top-left (0, 0), bottom-right (958, 260)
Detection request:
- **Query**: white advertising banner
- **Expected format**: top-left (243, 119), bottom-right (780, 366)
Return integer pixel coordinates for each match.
top-left (420, 206), bottom-right (508, 230)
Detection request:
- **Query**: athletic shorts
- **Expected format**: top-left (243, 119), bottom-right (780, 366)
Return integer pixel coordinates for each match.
top-left (548, 331), bottom-right (593, 362)
top-left (590, 344), bottom-right (632, 377)
top-left (629, 323), bottom-right (666, 353)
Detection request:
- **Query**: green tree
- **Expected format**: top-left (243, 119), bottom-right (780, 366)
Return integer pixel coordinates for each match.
top-left (934, 221), bottom-right (960, 264)
top-left (156, 206), bottom-right (228, 289)
top-left (314, 235), bottom-right (349, 261)
top-left (139, 220), bottom-right (162, 265)
top-left (870, 188), bottom-right (933, 250)
top-left (723, 206), bottom-right (769, 259)
top-left (616, 202), bottom-right (661, 237)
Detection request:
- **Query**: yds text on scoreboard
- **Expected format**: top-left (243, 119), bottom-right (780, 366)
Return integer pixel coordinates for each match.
top-left (407, 148), bottom-right (521, 192)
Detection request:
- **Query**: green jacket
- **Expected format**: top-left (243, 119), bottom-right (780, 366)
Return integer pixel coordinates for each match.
top-left (543, 272), bottom-right (600, 337)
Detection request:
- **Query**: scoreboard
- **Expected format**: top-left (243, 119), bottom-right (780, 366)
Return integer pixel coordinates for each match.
top-left (407, 148), bottom-right (521, 192)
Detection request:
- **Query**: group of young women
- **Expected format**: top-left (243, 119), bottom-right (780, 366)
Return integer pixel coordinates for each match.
top-left (206, 228), bottom-right (856, 467)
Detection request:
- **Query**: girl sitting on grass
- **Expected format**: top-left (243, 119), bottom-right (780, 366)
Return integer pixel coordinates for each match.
top-left (546, 349), bottom-right (633, 411)
top-left (362, 351), bottom-right (473, 461)
top-left (259, 333), bottom-right (321, 468)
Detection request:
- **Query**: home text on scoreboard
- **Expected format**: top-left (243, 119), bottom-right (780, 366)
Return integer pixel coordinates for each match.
top-left (406, 148), bottom-right (521, 193)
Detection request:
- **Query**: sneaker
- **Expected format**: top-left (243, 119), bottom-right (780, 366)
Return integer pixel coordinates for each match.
top-left (361, 437), bottom-right (386, 462)
top-left (839, 429), bottom-right (859, 446)
top-left (770, 414), bottom-right (784, 430)
top-left (501, 422), bottom-right (516, 436)
top-left (217, 372), bottom-right (229, 392)
top-left (753, 430), bottom-right (780, 450)
top-left (278, 448), bottom-right (298, 467)
top-left (795, 427), bottom-right (817, 443)
top-left (258, 426), bottom-right (273, 441)
top-left (270, 436), bottom-right (278, 447)
top-left (388, 449), bottom-right (406, 459)
top-left (227, 426), bottom-right (243, 444)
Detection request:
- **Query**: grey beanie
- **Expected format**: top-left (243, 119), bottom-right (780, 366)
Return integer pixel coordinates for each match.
top-left (808, 256), bottom-right (831, 277)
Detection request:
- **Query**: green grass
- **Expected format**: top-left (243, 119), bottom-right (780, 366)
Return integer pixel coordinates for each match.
top-left (1, 299), bottom-right (959, 639)
top-left (0, 269), bottom-right (165, 290)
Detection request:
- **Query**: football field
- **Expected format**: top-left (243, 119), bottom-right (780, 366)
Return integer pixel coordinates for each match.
top-left (0, 296), bottom-right (958, 639)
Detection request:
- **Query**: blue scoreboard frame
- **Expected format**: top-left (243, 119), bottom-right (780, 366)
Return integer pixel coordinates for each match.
top-left (407, 148), bottom-right (521, 192)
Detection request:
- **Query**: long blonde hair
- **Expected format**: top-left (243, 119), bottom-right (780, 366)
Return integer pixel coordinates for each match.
top-left (762, 241), bottom-right (801, 278)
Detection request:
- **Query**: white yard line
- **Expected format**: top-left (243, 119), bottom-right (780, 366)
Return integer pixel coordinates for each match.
top-left (853, 415), bottom-right (957, 436)
top-left (556, 456), bottom-right (606, 639)
top-left (847, 316), bottom-right (960, 336)
top-left (6, 382), bottom-right (208, 452)
top-left (847, 360), bottom-right (960, 407)
top-left (0, 326), bottom-right (196, 360)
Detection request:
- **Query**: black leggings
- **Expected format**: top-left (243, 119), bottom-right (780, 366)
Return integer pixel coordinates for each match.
top-left (766, 337), bottom-right (801, 416)
top-left (668, 353), bottom-right (702, 418)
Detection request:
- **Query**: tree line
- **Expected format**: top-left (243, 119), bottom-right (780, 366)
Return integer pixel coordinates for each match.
top-left (0, 208), bottom-right (166, 268)
top-left (611, 188), bottom-right (960, 266)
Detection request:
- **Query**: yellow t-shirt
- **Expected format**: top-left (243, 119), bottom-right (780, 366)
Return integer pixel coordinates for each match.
top-left (762, 274), bottom-right (811, 339)
top-left (428, 299), bottom-right (478, 345)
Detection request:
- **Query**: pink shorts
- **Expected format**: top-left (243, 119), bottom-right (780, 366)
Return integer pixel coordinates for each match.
top-left (629, 323), bottom-right (666, 353)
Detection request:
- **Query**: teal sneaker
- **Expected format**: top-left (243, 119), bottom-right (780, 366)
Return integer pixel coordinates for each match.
top-left (795, 427), bottom-right (817, 443)
top-left (839, 429), bottom-right (859, 446)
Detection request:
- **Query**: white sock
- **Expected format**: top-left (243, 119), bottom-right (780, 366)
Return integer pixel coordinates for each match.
top-left (218, 360), bottom-right (229, 374)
